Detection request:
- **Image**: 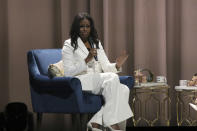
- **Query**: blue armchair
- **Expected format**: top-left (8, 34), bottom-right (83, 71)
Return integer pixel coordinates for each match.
top-left (27, 49), bottom-right (134, 128)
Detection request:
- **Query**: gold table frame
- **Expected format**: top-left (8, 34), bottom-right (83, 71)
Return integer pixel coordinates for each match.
top-left (131, 85), bottom-right (171, 126)
top-left (176, 89), bottom-right (197, 126)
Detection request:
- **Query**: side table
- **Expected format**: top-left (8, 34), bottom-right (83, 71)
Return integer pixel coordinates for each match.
top-left (131, 83), bottom-right (171, 126)
top-left (175, 86), bottom-right (197, 126)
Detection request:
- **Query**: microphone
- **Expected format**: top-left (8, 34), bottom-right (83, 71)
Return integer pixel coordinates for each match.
top-left (89, 38), bottom-right (98, 61)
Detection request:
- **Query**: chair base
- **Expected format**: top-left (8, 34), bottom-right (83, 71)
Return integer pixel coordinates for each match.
top-left (36, 112), bottom-right (43, 130)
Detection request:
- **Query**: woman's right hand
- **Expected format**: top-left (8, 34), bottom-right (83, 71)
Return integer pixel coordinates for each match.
top-left (85, 48), bottom-right (97, 63)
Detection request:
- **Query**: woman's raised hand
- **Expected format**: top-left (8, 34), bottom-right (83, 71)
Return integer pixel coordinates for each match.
top-left (115, 50), bottom-right (129, 69)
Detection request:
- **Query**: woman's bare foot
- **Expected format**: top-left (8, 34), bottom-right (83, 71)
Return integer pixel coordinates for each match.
top-left (91, 122), bottom-right (102, 129)
top-left (91, 122), bottom-right (120, 130)
top-left (110, 124), bottom-right (120, 130)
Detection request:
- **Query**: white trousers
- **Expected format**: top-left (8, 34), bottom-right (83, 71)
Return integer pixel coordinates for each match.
top-left (77, 72), bottom-right (133, 129)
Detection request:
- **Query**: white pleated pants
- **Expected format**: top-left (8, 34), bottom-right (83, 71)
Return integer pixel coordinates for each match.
top-left (77, 72), bottom-right (133, 130)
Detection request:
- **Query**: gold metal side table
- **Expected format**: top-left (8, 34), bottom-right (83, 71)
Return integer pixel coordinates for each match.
top-left (131, 83), bottom-right (171, 126)
top-left (175, 86), bottom-right (197, 126)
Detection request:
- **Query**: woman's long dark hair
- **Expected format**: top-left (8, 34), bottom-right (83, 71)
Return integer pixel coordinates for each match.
top-left (69, 12), bottom-right (99, 50)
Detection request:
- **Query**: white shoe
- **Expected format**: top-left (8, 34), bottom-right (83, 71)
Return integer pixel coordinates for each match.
top-left (189, 103), bottom-right (197, 111)
top-left (87, 122), bottom-right (103, 131)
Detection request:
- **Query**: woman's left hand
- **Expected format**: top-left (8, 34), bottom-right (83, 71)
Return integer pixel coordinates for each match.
top-left (115, 50), bottom-right (129, 69)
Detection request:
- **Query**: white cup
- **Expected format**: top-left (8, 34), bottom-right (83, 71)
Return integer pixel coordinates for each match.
top-left (179, 80), bottom-right (188, 86)
top-left (156, 76), bottom-right (167, 83)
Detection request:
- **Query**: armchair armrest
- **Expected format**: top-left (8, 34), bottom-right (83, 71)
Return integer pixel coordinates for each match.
top-left (30, 74), bottom-right (85, 110)
top-left (30, 74), bottom-right (82, 91)
top-left (119, 76), bottom-right (134, 89)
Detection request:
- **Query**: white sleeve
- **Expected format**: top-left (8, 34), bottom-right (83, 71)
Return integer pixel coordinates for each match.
top-left (97, 41), bottom-right (122, 73)
top-left (62, 41), bottom-right (87, 76)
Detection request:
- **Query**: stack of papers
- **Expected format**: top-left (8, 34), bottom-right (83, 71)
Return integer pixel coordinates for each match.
top-left (135, 82), bottom-right (168, 88)
top-left (175, 86), bottom-right (197, 90)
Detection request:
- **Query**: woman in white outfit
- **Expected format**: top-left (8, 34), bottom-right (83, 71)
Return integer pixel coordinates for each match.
top-left (62, 12), bottom-right (133, 131)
